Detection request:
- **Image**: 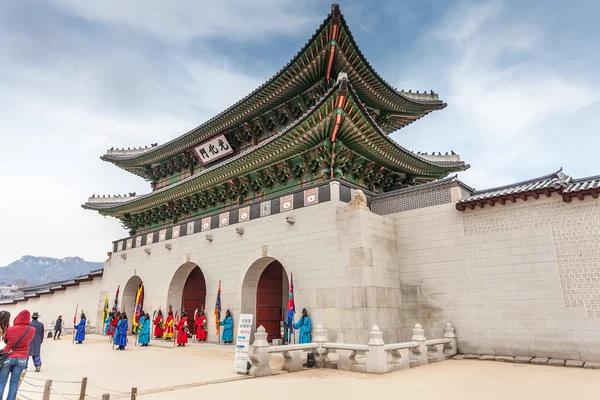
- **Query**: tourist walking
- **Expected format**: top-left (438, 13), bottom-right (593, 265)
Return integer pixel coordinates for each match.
top-left (74, 313), bottom-right (86, 344)
top-left (219, 310), bottom-right (233, 344)
top-left (138, 313), bottom-right (150, 347)
top-left (114, 313), bottom-right (128, 350)
top-left (28, 312), bottom-right (44, 372)
top-left (163, 310), bottom-right (174, 341)
top-left (176, 312), bottom-right (188, 347)
top-left (194, 310), bottom-right (207, 342)
top-left (0, 310), bottom-right (35, 400)
top-left (54, 315), bottom-right (63, 340)
top-left (293, 308), bottom-right (312, 344)
top-left (153, 310), bottom-right (163, 339)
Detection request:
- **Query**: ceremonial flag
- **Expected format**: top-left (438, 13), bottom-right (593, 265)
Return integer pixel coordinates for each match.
top-left (214, 280), bottom-right (221, 335)
top-left (102, 293), bottom-right (109, 332)
top-left (133, 283), bottom-right (144, 333)
top-left (286, 273), bottom-right (296, 334)
top-left (110, 285), bottom-right (120, 326)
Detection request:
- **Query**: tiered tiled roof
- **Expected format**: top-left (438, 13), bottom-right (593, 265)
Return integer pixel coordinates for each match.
top-left (100, 4), bottom-right (449, 181)
top-left (456, 170), bottom-right (599, 210)
top-left (84, 76), bottom-right (468, 217)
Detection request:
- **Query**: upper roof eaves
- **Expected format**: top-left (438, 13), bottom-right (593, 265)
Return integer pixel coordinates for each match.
top-left (101, 4), bottom-right (446, 168)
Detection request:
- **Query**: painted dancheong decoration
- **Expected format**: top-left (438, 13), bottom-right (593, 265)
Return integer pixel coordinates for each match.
top-left (82, 3), bottom-right (469, 239)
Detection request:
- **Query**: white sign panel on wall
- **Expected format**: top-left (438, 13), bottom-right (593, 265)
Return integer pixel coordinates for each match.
top-left (234, 313), bottom-right (254, 374)
top-left (193, 133), bottom-right (233, 165)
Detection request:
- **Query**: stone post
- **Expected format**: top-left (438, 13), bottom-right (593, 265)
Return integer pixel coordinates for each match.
top-left (312, 324), bottom-right (328, 368)
top-left (444, 322), bottom-right (457, 356)
top-left (412, 323), bottom-right (428, 366)
top-left (249, 326), bottom-right (272, 377)
top-left (282, 350), bottom-right (303, 373)
top-left (366, 325), bottom-right (387, 374)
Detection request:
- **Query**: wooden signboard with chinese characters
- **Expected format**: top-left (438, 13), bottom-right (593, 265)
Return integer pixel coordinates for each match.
top-left (193, 133), bottom-right (233, 165)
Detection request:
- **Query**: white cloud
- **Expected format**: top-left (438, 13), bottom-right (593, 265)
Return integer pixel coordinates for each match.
top-left (49, 0), bottom-right (319, 42)
top-left (394, 0), bottom-right (598, 189)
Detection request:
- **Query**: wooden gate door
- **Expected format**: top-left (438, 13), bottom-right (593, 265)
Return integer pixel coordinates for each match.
top-left (181, 267), bottom-right (207, 335)
top-left (256, 261), bottom-right (283, 341)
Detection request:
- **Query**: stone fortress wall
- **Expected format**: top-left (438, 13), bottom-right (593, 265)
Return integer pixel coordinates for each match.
top-left (0, 277), bottom-right (105, 333)
top-left (392, 193), bottom-right (600, 361)
top-left (3, 178), bottom-right (599, 362)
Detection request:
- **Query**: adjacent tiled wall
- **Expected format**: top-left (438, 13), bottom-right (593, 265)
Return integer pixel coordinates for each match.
top-left (393, 194), bottom-right (600, 361)
top-left (0, 277), bottom-right (106, 331)
top-left (371, 186), bottom-right (452, 215)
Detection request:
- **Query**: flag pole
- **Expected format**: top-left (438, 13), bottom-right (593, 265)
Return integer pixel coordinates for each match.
top-left (72, 304), bottom-right (79, 344)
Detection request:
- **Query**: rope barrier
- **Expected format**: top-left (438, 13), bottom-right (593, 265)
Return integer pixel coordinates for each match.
top-left (23, 375), bottom-right (80, 384)
top-left (17, 393), bottom-right (36, 400)
top-left (21, 379), bottom-right (46, 388)
top-left (86, 382), bottom-right (129, 394)
top-left (50, 385), bottom-right (77, 400)
top-left (17, 388), bottom-right (44, 393)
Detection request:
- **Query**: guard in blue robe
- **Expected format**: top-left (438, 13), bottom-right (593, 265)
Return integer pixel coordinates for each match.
top-left (138, 313), bottom-right (151, 347)
top-left (219, 310), bottom-right (233, 343)
top-left (114, 313), bottom-right (128, 350)
top-left (293, 308), bottom-right (312, 344)
top-left (74, 313), bottom-right (86, 344)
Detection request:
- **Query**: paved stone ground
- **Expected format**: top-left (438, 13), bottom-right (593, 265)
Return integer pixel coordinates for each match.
top-left (17, 335), bottom-right (600, 400)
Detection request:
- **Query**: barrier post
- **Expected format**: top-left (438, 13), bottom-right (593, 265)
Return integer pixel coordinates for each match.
top-left (79, 377), bottom-right (88, 400)
top-left (42, 379), bottom-right (52, 400)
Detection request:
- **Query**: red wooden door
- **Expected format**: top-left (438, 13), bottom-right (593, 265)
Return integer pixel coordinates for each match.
top-left (181, 267), bottom-right (206, 335)
top-left (256, 261), bottom-right (283, 341)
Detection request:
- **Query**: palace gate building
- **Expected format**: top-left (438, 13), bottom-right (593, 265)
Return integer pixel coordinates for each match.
top-left (5, 4), bottom-right (599, 362)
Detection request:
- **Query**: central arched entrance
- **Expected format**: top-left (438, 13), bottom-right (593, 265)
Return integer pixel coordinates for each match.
top-left (123, 275), bottom-right (143, 333)
top-left (242, 257), bottom-right (289, 342)
top-left (167, 262), bottom-right (207, 335)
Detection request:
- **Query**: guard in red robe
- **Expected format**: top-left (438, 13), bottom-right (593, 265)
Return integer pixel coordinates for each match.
top-left (176, 312), bottom-right (188, 346)
top-left (195, 311), bottom-right (207, 342)
top-left (109, 312), bottom-right (119, 338)
top-left (163, 311), bottom-right (174, 340)
top-left (153, 310), bottom-right (164, 339)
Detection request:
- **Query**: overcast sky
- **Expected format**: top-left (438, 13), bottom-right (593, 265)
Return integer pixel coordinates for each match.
top-left (1, 0), bottom-right (598, 266)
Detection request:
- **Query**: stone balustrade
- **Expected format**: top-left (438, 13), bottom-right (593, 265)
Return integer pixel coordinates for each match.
top-left (248, 322), bottom-right (457, 377)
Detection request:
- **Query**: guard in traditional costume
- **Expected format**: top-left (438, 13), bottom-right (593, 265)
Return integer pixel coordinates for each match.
top-left (163, 310), bottom-right (174, 341)
top-left (74, 313), bottom-right (86, 344)
top-left (219, 310), bottom-right (233, 343)
top-left (176, 312), bottom-right (189, 347)
top-left (109, 312), bottom-right (119, 338)
top-left (195, 310), bottom-right (207, 342)
top-left (153, 310), bottom-right (163, 339)
top-left (114, 313), bottom-right (128, 350)
top-left (103, 312), bottom-right (111, 336)
top-left (138, 312), bottom-right (151, 347)
top-left (293, 308), bottom-right (312, 344)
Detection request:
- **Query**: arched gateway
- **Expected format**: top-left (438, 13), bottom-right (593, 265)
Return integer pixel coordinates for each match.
top-left (123, 275), bottom-right (142, 328)
top-left (167, 262), bottom-right (207, 335)
top-left (242, 258), bottom-right (289, 341)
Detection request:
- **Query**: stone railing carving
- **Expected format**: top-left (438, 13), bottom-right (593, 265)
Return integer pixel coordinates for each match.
top-left (248, 322), bottom-right (457, 377)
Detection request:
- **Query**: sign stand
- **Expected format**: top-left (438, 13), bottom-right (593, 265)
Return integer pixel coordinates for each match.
top-left (234, 314), bottom-right (254, 374)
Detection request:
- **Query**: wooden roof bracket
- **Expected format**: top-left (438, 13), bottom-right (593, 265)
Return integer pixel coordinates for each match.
top-left (330, 76), bottom-right (348, 143)
top-left (326, 4), bottom-right (341, 83)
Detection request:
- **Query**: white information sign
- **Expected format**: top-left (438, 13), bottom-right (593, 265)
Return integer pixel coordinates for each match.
top-left (234, 313), bottom-right (254, 374)
top-left (193, 133), bottom-right (233, 165)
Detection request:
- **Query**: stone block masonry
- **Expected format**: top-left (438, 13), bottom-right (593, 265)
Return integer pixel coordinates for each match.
top-left (393, 193), bottom-right (600, 362)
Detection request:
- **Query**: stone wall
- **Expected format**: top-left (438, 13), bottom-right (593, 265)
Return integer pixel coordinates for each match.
top-left (393, 193), bottom-right (600, 361)
top-left (101, 183), bottom-right (404, 344)
top-left (0, 276), bottom-right (106, 332)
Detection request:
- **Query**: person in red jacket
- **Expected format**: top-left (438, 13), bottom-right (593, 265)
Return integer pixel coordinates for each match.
top-left (0, 310), bottom-right (35, 400)
top-left (194, 310), bottom-right (207, 342)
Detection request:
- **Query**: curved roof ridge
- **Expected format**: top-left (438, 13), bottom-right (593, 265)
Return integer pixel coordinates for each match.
top-left (84, 81), bottom-right (342, 211)
top-left (344, 81), bottom-right (468, 172)
top-left (101, 14), bottom-right (334, 164)
top-left (468, 168), bottom-right (565, 196)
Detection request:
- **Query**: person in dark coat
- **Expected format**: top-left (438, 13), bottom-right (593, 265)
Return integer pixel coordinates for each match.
top-left (28, 312), bottom-right (44, 372)
top-left (54, 315), bottom-right (63, 340)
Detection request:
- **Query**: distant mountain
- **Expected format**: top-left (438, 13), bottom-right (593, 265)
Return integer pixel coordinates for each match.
top-left (0, 256), bottom-right (103, 286)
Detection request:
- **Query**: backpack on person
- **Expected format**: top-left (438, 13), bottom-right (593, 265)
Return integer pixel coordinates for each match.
top-left (0, 327), bottom-right (31, 369)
